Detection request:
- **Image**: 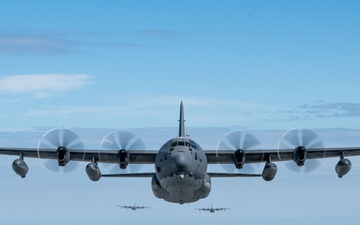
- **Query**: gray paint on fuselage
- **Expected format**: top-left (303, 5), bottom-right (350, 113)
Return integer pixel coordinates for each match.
top-left (154, 136), bottom-right (210, 204)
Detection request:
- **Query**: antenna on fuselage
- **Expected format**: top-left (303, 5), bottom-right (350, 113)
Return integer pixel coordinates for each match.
top-left (178, 101), bottom-right (185, 137)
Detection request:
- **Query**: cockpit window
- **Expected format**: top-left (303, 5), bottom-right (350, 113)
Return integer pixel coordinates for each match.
top-left (170, 140), bottom-right (199, 150)
top-left (190, 140), bottom-right (199, 150)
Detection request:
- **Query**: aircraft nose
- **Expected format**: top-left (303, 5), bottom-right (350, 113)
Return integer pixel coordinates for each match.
top-left (174, 153), bottom-right (191, 173)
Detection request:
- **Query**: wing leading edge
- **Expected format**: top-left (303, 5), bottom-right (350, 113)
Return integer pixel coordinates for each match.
top-left (0, 148), bottom-right (157, 164)
top-left (206, 147), bottom-right (360, 164)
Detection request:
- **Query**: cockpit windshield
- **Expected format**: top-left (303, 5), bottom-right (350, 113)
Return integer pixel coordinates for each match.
top-left (170, 139), bottom-right (200, 150)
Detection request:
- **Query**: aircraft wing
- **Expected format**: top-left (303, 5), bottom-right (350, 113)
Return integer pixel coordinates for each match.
top-left (0, 147), bottom-right (158, 164)
top-left (217, 208), bottom-right (230, 211)
top-left (102, 173), bottom-right (154, 177)
top-left (207, 172), bottom-right (261, 177)
top-left (195, 208), bottom-right (210, 211)
top-left (205, 147), bottom-right (360, 164)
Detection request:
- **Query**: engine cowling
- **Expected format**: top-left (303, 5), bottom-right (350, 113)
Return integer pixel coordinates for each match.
top-left (293, 146), bottom-right (306, 166)
top-left (57, 146), bottom-right (70, 166)
top-left (118, 150), bottom-right (129, 169)
top-left (86, 162), bottom-right (101, 181)
top-left (262, 162), bottom-right (277, 181)
top-left (233, 149), bottom-right (245, 169)
top-left (12, 159), bottom-right (28, 178)
top-left (335, 158), bottom-right (351, 178)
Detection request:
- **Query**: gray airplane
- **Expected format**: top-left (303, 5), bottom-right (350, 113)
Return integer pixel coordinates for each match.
top-left (0, 102), bottom-right (359, 204)
top-left (118, 203), bottom-right (149, 211)
top-left (195, 204), bottom-right (230, 213)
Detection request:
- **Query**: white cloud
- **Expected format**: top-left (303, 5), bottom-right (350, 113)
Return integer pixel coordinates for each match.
top-left (299, 101), bottom-right (360, 118)
top-left (0, 74), bottom-right (92, 97)
top-left (0, 33), bottom-right (73, 55)
top-left (0, 32), bottom-right (143, 55)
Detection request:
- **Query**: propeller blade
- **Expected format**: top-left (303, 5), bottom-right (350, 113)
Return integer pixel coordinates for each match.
top-left (38, 128), bottom-right (84, 173)
top-left (279, 129), bottom-right (324, 173)
top-left (217, 131), bottom-right (261, 173)
top-left (100, 130), bottom-right (146, 172)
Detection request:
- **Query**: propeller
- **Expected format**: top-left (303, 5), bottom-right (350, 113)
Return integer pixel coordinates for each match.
top-left (100, 130), bottom-right (146, 173)
top-left (278, 128), bottom-right (324, 173)
top-left (37, 128), bottom-right (84, 173)
top-left (216, 131), bottom-right (262, 173)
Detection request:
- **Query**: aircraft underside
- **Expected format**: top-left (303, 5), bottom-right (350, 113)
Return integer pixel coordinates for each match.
top-left (152, 173), bottom-right (211, 204)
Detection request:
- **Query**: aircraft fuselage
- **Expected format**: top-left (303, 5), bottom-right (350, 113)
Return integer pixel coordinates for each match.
top-left (152, 137), bottom-right (211, 204)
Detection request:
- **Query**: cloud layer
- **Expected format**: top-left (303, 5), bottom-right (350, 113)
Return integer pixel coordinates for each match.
top-left (299, 102), bottom-right (360, 118)
top-left (0, 74), bottom-right (92, 98)
top-left (0, 31), bottom-right (142, 55)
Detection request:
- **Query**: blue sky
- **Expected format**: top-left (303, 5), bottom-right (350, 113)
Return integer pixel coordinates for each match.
top-left (1, 1), bottom-right (360, 224)
top-left (1, 0), bottom-right (360, 130)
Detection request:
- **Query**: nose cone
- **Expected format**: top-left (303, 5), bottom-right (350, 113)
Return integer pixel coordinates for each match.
top-left (174, 153), bottom-right (191, 173)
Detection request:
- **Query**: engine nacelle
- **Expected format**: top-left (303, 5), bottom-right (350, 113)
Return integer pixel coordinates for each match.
top-left (86, 162), bottom-right (101, 181)
top-left (233, 149), bottom-right (245, 169)
top-left (118, 150), bottom-right (129, 169)
top-left (335, 158), bottom-right (351, 178)
top-left (57, 147), bottom-right (70, 166)
top-left (151, 174), bottom-right (169, 199)
top-left (12, 159), bottom-right (28, 178)
top-left (293, 146), bottom-right (306, 166)
top-left (262, 162), bottom-right (277, 181)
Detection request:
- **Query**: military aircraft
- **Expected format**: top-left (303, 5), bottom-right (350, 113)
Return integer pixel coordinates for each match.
top-left (195, 204), bottom-right (230, 213)
top-left (0, 102), bottom-right (359, 204)
top-left (117, 203), bottom-right (149, 211)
